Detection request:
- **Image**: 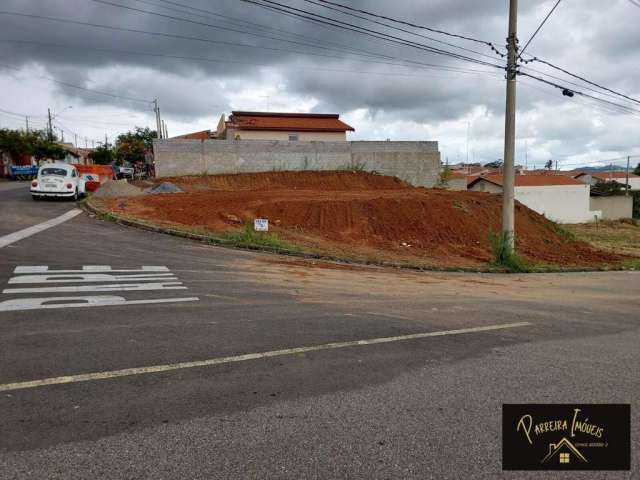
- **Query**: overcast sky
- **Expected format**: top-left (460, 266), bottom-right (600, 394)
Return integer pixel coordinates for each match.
top-left (1, 0), bottom-right (639, 169)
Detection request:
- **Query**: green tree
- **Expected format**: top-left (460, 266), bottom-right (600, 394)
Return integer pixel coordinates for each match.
top-left (545, 159), bottom-right (553, 170)
top-left (634, 163), bottom-right (640, 176)
top-left (89, 142), bottom-right (115, 165)
top-left (0, 128), bottom-right (64, 161)
top-left (114, 127), bottom-right (157, 165)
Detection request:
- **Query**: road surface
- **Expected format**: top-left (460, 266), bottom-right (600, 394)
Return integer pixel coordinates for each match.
top-left (0, 182), bottom-right (638, 479)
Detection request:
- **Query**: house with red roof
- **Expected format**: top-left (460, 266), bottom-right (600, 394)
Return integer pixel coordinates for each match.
top-left (468, 174), bottom-right (600, 223)
top-left (574, 171), bottom-right (640, 191)
top-left (218, 111), bottom-right (355, 142)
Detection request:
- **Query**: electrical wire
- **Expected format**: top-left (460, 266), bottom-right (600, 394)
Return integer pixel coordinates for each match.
top-left (523, 57), bottom-right (640, 106)
top-left (88, 0), bottom-right (392, 61)
top-left (297, 0), bottom-right (503, 62)
top-left (238, 0), bottom-right (505, 69)
top-left (133, 0), bottom-right (391, 61)
top-left (518, 0), bottom-right (562, 58)
top-left (0, 59), bottom-right (153, 104)
top-left (0, 11), bottom-right (493, 72)
top-left (518, 71), bottom-right (640, 117)
top-left (312, 0), bottom-right (497, 46)
top-left (0, 38), bottom-right (503, 79)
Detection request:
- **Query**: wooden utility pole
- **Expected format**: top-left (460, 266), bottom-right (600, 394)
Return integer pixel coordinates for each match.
top-left (502, 0), bottom-right (518, 249)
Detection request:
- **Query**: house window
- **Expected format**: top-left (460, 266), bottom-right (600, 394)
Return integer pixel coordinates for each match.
top-left (288, 133), bottom-right (299, 142)
top-left (559, 453), bottom-right (570, 464)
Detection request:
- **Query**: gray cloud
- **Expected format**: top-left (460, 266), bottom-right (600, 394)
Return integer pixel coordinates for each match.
top-left (0, 0), bottom-right (639, 166)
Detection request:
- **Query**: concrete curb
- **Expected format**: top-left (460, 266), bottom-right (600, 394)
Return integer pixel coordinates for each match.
top-left (81, 199), bottom-right (632, 275)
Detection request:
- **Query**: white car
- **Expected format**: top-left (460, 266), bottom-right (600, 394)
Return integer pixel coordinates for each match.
top-left (30, 163), bottom-right (86, 200)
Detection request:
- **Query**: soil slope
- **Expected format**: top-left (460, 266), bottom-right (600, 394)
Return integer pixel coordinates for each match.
top-left (99, 171), bottom-right (623, 268)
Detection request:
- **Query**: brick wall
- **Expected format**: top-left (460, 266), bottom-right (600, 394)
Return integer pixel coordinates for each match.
top-left (153, 139), bottom-right (440, 188)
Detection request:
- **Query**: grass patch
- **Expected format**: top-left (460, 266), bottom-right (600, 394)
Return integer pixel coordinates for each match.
top-left (565, 219), bottom-right (640, 257)
top-left (452, 200), bottom-right (471, 215)
top-left (488, 229), bottom-right (529, 273)
top-left (337, 161), bottom-right (366, 172)
top-left (550, 221), bottom-right (577, 241)
top-left (223, 222), bottom-right (299, 251)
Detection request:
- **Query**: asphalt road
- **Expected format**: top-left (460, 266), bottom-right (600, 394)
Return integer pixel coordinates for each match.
top-left (0, 182), bottom-right (638, 479)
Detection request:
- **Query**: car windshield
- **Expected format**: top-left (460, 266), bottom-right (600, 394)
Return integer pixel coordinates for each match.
top-left (40, 168), bottom-right (68, 177)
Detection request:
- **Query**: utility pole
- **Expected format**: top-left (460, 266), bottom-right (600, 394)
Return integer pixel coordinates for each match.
top-left (501, 0), bottom-right (518, 250)
top-left (85, 137), bottom-right (88, 148)
top-left (25, 116), bottom-right (29, 132)
top-left (105, 134), bottom-right (108, 146)
top-left (153, 98), bottom-right (163, 139)
top-left (61, 130), bottom-right (64, 142)
top-left (625, 156), bottom-right (631, 196)
top-left (162, 120), bottom-right (168, 139)
top-left (74, 133), bottom-right (78, 147)
top-left (47, 108), bottom-right (53, 140)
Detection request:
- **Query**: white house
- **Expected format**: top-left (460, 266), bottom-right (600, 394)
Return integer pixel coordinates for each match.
top-left (468, 174), bottom-right (600, 224)
top-left (574, 171), bottom-right (640, 191)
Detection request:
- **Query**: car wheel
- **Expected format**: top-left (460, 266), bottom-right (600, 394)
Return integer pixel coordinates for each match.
top-left (73, 188), bottom-right (78, 201)
top-left (31, 195), bottom-right (39, 201)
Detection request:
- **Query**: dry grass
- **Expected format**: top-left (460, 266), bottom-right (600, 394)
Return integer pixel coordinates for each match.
top-left (565, 219), bottom-right (640, 257)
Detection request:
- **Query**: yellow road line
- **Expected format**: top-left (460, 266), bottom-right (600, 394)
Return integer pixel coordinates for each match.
top-left (0, 322), bottom-right (531, 392)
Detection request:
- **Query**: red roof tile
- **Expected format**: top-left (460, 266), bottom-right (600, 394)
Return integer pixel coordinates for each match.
top-left (468, 174), bottom-right (584, 188)
top-left (228, 111), bottom-right (355, 132)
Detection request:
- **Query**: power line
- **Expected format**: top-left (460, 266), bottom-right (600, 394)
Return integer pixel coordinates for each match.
top-left (522, 57), bottom-right (640, 106)
top-left (0, 59), bottom-right (153, 104)
top-left (298, 0), bottom-right (503, 62)
top-left (88, 0), bottom-right (393, 62)
top-left (518, 0), bottom-right (562, 58)
top-left (520, 64), bottom-right (640, 108)
top-left (0, 11), bottom-right (489, 72)
top-left (518, 71), bottom-right (640, 117)
top-left (628, 0), bottom-right (640, 9)
top-left (1, 38), bottom-right (502, 79)
top-left (239, 0), bottom-right (505, 70)
top-left (133, 0), bottom-right (389, 61)
top-left (312, 0), bottom-right (497, 47)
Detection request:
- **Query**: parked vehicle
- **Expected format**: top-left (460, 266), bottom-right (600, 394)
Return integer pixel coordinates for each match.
top-left (30, 163), bottom-right (86, 200)
top-left (81, 173), bottom-right (101, 193)
top-left (116, 165), bottom-right (135, 179)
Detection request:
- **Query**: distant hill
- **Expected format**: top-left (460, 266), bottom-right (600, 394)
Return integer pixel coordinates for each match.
top-left (571, 165), bottom-right (627, 173)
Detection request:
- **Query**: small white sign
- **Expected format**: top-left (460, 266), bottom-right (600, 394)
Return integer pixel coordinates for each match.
top-left (254, 218), bottom-right (269, 232)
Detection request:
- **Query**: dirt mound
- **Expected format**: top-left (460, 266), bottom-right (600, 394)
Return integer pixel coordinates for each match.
top-left (148, 182), bottom-right (183, 194)
top-left (159, 170), bottom-right (411, 192)
top-left (96, 171), bottom-right (624, 268)
top-left (93, 180), bottom-right (145, 198)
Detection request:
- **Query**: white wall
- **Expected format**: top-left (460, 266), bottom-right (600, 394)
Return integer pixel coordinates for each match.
top-left (577, 174), bottom-right (640, 191)
top-left (226, 129), bottom-right (347, 142)
top-left (515, 184), bottom-right (599, 224)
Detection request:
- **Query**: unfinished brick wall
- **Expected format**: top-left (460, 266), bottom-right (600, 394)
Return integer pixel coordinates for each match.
top-left (154, 139), bottom-right (440, 188)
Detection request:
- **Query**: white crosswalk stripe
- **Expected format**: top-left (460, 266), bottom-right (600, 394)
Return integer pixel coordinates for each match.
top-left (0, 266), bottom-right (199, 312)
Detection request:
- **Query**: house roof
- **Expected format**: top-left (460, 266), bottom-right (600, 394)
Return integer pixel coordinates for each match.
top-left (227, 111), bottom-right (355, 132)
top-left (171, 130), bottom-right (212, 140)
top-left (577, 171), bottom-right (639, 180)
top-left (468, 174), bottom-right (583, 188)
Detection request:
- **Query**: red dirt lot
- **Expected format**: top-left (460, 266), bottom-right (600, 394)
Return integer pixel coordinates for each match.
top-left (96, 171), bottom-right (624, 268)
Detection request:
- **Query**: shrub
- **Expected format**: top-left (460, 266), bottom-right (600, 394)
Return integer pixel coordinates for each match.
top-left (487, 228), bottom-right (528, 273)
